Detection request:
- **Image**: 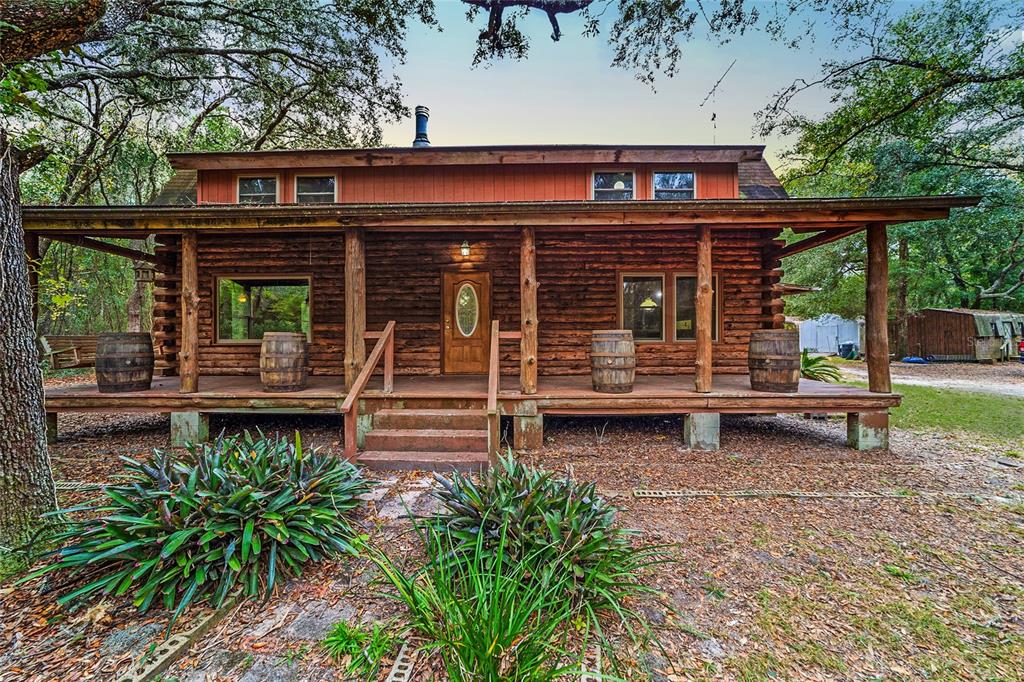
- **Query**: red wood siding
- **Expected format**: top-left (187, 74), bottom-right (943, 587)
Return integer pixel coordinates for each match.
top-left (196, 163), bottom-right (739, 204)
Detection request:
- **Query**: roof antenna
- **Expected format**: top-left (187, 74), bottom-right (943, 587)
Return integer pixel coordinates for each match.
top-left (701, 59), bottom-right (736, 145)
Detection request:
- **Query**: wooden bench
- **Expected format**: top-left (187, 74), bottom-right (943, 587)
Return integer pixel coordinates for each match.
top-left (40, 335), bottom-right (99, 369)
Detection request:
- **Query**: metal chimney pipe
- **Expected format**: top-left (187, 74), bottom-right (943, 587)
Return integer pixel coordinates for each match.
top-left (412, 105), bottom-right (430, 147)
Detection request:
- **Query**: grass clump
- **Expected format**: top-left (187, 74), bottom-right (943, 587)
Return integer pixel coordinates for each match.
top-left (371, 521), bottom-right (583, 681)
top-left (322, 620), bottom-right (397, 680)
top-left (372, 454), bottom-right (670, 679)
top-left (24, 432), bottom-right (370, 627)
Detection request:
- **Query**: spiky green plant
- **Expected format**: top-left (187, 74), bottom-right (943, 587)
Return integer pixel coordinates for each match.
top-left (429, 455), bottom-right (668, 621)
top-left (369, 519), bottom-right (584, 682)
top-left (322, 620), bottom-right (398, 680)
top-left (800, 349), bottom-right (844, 383)
top-left (24, 432), bottom-right (370, 627)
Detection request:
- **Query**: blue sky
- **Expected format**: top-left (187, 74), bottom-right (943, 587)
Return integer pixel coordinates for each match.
top-left (378, 1), bottom-right (848, 168)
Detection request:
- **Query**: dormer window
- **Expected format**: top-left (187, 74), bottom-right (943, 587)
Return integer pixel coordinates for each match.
top-left (653, 171), bottom-right (695, 200)
top-left (238, 176), bottom-right (278, 204)
top-left (592, 171), bottom-right (634, 201)
top-left (296, 176), bottom-right (336, 204)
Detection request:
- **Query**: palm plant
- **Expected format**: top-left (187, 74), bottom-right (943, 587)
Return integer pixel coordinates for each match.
top-left (800, 348), bottom-right (844, 383)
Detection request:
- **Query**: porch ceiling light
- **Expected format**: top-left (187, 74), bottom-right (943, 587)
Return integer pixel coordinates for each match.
top-left (460, 240), bottom-right (471, 257)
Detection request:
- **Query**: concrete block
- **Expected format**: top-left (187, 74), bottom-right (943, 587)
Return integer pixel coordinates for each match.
top-left (847, 411), bottom-right (889, 451)
top-left (683, 413), bottom-right (720, 451)
top-left (514, 413), bottom-right (544, 452)
top-left (170, 411), bottom-right (209, 447)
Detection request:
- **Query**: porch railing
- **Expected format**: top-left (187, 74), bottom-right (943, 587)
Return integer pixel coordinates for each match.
top-left (341, 320), bottom-right (395, 461)
top-left (486, 319), bottom-right (501, 463)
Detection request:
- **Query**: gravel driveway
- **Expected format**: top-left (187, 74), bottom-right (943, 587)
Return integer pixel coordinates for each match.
top-left (841, 360), bottom-right (1024, 397)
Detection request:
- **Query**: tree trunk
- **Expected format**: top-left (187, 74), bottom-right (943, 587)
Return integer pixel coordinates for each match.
top-left (0, 129), bottom-right (58, 552)
top-left (894, 236), bottom-right (909, 359)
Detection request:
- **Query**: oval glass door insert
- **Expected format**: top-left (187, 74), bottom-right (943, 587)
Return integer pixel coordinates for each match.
top-left (455, 283), bottom-right (479, 337)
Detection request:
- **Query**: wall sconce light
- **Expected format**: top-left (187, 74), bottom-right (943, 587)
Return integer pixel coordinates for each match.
top-left (460, 240), bottom-right (471, 258)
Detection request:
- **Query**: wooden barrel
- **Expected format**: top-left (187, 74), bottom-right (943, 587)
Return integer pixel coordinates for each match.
top-left (748, 329), bottom-right (800, 392)
top-left (591, 330), bottom-right (636, 394)
top-left (95, 332), bottom-right (154, 393)
top-left (260, 332), bottom-right (308, 392)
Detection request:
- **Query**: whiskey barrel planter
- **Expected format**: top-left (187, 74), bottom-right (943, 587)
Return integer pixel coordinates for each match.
top-left (260, 332), bottom-right (308, 392)
top-left (95, 332), bottom-right (154, 393)
top-left (748, 329), bottom-right (800, 393)
top-left (591, 330), bottom-right (636, 394)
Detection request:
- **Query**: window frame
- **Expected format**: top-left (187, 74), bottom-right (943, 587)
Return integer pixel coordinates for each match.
top-left (617, 272), bottom-right (667, 343)
top-left (590, 169), bottom-right (637, 201)
top-left (213, 273), bottom-right (313, 345)
top-left (672, 272), bottom-right (720, 342)
top-left (236, 174), bottom-right (280, 204)
top-left (651, 170), bottom-right (697, 201)
top-left (294, 173), bottom-right (338, 204)
top-left (616, 270), bottom-right (722, 346)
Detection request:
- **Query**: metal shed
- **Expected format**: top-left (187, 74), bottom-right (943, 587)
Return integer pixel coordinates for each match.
top-left (798, 314), bottom-right (863, 354)
top-left (905, 308), bottom-right (1024, 362)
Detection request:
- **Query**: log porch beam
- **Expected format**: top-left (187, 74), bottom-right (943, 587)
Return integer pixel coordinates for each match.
top-left (694, 225), bottom-right (713, 393)
top-left (48, 234), bottom-right (172, 267)
top-left (344, 227), bottom-right (367, 390)
top-left (866, 223), bottom-right (892, 393)
top-left (179, 231), bottom-right (199, 393)
top-left (520, 225), bottom-right (538, 394)
top-left (777, 225), bottom-right (866, 258)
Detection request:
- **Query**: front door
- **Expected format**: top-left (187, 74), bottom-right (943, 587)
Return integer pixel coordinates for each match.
top-left (442, 270), bottom-right (491, 374)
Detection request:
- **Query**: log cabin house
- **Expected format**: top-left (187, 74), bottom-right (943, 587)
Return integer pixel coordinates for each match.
top-left (26, 108), bottom-right (978, 470)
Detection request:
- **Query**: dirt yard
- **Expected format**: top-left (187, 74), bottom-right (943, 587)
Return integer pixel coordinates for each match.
top-left (3, 395), bottom-right (1023, 680)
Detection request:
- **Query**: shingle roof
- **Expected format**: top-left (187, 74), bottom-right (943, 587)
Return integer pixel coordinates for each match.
top-left (738, 159), bottom-right (788, 199)
top-left (150, 169), bottom-right (197, 205)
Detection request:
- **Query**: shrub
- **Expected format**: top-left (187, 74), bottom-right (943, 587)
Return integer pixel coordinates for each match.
top-left (25, 432), bottom-right (369, 625)
top-left (800, 349), bottom-right (844, 383)
top-left (430, 454), bottom-right (666, 619)
top-left (370, 520), bottom-right (583, 682)
top-left (322, 620), bottom-right (398, 679)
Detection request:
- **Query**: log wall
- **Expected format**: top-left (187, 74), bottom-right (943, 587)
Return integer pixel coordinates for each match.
top-left (197, 163), bottom-right (739, 204)
top-left (150, 227), bottom-right (780, 377)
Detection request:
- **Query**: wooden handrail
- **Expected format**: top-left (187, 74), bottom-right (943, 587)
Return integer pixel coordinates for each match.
top-left (486, 320), bottom-right (501, 463)
top-left (342, 320), bottom-right (395, 460)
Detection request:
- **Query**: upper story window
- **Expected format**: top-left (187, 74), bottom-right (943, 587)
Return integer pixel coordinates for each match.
top-left (653, 171), bottom-right (695, 200)
top-left (296, 176), bottom-right (336, 204)
top-left (593, 171), bottom-right (635, 201)
top-left (238, 176), bottom-right (278, 204)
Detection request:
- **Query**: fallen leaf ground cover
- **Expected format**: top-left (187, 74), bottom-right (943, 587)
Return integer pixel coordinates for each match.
top-left (2, 374), bottom-right (1021, 680)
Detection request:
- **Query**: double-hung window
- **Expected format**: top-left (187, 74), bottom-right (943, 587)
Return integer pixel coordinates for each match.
top-left (621, 275), bottom-right (665, 341)
top-left (238, 176), bottom-right (278, 204)
top-left (296, 176), bottom-right (336, 204)
top-left (592, 171), bottom-right (635, 200)
top-left (652, 171), bottom-right (695, 200)
top-left (674, 274), bottom-right (718, 341)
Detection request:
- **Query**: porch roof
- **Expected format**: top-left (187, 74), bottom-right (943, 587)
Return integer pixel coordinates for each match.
top-left (21, 195), bottom-right (979, 236)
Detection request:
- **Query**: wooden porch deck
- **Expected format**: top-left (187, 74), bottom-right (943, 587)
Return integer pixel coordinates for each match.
top-left (44, 373), bottom-right (899, 414)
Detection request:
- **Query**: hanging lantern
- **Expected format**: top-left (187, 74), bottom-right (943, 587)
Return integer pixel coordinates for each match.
top-left (460, 240), bottom-right (471, 258)
top-left (133, 262), bottom-right (156, 283)
top-left (640, 296), bottom-right (658, 309)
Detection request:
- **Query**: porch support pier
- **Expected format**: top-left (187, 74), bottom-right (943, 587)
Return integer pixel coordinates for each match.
top-left (848, 222), bottom-right (892, 450)
top-left (687, 225), bottom-right (720, 450)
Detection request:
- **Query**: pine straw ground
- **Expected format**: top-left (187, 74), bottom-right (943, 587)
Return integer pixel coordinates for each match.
top-left (2, 399), bottom-right (1023, 680)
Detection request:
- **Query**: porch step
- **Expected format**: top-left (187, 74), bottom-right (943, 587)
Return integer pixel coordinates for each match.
top-left (358, 450), bottom-right (489, 473)
top-left (372, 408), bottom-right (486, 430)
top-left (363, 428), bottom-right (488, 453)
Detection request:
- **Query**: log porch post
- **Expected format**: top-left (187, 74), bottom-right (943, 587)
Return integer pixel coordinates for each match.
top-left (520, 225), bottom-right (538, 394)
top-left (179, 230), bottom-right (199, 393)
top-left (344, 227), bottom-right (367, 390)
top-left (865, 223), bottom-right (891, 393)
top-left (694, 225), bottom-right (713, 393)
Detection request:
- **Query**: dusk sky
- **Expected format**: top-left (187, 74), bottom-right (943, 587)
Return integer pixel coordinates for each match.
top-left (379, 1), bottom-right (847, 169)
